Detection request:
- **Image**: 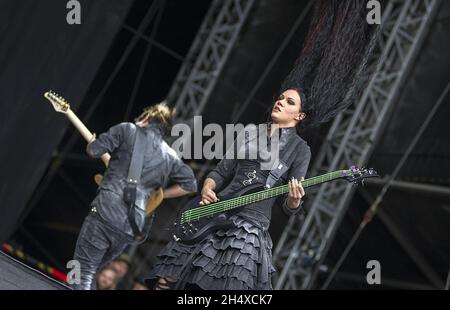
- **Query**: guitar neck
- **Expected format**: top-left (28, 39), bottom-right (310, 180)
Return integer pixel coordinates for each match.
top-left (65, 109), bottom-right (110, 167)
top-left (181, 170), bottom-right (349, 223)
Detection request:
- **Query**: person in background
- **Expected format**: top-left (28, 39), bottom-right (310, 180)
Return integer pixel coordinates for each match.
top-left (72, 102), bottom-right (197, 290)
top-left (110, 254), bottom-right (131, 280)
top-left (96, 266), bottom-right (119, 290)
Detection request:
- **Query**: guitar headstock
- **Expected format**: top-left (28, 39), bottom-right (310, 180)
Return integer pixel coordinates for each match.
top-left (340, 166), bottom-right (379, 185)
top-left (44, 90), bottom-right (70, 114)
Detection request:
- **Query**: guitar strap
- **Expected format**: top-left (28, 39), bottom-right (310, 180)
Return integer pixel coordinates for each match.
top-left (123, 126), bottom-right (151, 242)
top-left (265, 135), bottom-right (302, 189)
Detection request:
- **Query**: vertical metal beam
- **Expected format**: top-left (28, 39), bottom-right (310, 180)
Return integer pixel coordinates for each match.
top-left (167, 0), bottom-right (255, 121)
top-left (274, 0), bottom-right (441, 289)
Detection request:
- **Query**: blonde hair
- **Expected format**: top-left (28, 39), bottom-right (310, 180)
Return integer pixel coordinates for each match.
top-left (134, 101), bottom-right (176, 126)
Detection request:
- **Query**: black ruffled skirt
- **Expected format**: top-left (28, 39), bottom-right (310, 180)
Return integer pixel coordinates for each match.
top-left (145, 215), bottom-right (276, 290)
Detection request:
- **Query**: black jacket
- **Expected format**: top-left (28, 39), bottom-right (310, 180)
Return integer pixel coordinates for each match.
top-left (207, 126), bottom-right (311, 230)
top-left (87, 122), bottom-right (197, 236)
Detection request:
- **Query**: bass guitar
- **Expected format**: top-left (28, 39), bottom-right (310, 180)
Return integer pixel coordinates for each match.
top-left (173, 166), bottom-right (378, 244)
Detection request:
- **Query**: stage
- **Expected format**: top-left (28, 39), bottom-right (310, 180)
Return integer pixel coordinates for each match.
top-left (0, 251), bottom-right (69, 290)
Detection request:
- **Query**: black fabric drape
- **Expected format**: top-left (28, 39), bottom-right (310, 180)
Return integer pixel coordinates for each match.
top-left (0, 0), bottom-right (132, 242)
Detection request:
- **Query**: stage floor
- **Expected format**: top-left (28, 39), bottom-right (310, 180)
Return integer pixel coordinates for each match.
top-left (0, 251), bottom-right (70, 290)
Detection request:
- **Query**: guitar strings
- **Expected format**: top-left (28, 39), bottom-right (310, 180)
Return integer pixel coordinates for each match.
top-left (182, 177), bottom-right (327, 224)
top-left (181, 170), bottom-right (345, 223)
top-left (181, 185), bottom-right (288, 224)
top-left (181, 170), bottom-right (347, 224)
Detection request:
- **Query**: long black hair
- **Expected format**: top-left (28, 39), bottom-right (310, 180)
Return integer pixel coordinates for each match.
top-left (281, 0), bottom-right (379, 129)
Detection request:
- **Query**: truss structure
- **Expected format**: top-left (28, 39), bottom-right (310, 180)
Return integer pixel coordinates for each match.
top-left (167, 0), bottom-right (255, 122)
top-left (273, 0), bottom-right (441, 289)
top-left (128, 0), bottom-right (255, 270)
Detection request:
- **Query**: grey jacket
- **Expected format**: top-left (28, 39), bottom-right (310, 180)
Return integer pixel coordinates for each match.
top-left (87, 122), bottom-right (197, 236)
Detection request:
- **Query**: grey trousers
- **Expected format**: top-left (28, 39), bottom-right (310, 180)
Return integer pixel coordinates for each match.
top-left (72, 212), bottom-right (134, 290)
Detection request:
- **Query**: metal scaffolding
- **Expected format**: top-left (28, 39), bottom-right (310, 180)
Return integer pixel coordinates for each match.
top-left (167, 0), bottom-right (255, 122)
top-left (164, 0), bottom-right (256, 194)
top-left (129, 0), bottom-right (255, 275)
top-left (273, 0), bottom-right (441, 289)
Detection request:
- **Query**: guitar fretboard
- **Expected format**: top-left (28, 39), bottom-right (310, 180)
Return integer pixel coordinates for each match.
top-left (181, 170), bottom-right (349, 224)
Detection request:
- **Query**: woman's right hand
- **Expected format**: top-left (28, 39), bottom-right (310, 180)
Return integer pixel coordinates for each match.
top-left (200, 187), bottom-right (219, 205)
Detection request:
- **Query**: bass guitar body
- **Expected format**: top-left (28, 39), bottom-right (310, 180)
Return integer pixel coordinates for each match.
top-left (173, 185), bottom-right (262, 245)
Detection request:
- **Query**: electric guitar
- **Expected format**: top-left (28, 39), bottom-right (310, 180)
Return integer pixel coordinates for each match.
top-left (44, 90), bottom-right (163, 216)
top-left (173, 166), bottom-right (379, 244)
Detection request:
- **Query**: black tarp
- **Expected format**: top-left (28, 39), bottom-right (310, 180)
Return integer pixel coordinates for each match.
top-left (0, 0), bottom-right (132, 242)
